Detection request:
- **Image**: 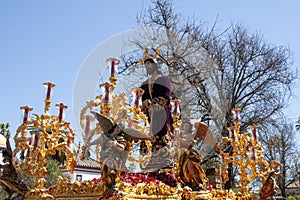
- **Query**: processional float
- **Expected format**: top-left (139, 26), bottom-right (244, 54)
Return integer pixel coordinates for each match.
top-left (6, 49), bottom-right (281, 200)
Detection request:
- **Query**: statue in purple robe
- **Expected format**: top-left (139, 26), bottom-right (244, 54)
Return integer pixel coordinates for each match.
top-left (140, 58), bottom-right (173, 171)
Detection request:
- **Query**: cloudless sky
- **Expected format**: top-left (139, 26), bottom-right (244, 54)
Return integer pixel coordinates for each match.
top-left (1, 1), bottom-right (299, 147)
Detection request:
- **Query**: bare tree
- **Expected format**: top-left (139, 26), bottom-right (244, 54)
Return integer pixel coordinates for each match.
top-left (202, 24), bottom-right (297, 188)
top-left (118, 0), bottom-right (297, 189)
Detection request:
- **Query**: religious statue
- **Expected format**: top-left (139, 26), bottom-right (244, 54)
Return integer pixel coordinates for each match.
top-left (259, 160), bottom-right (281, 200)
top-left (139, 57), bottom-right (173, 171)
top-left (176, 119), bottom-right (208, 190)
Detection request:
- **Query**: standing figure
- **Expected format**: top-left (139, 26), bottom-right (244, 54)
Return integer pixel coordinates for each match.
top-left (140, 57), bottom-right (173, 171)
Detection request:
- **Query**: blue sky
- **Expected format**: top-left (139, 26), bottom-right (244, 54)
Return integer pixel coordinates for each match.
top-left (0, 1), bottom-right (299, 146)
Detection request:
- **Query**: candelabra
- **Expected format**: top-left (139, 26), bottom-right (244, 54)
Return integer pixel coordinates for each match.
top-left (13, 82), bottom-right (76, 200)
top-left (217, 108), bottom-right (266, 196)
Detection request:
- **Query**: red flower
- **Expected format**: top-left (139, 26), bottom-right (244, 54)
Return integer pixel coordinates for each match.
top-left (207, 184), bottom-right (213, 191)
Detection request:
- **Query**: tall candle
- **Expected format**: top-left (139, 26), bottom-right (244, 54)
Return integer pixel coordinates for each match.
top-left (20, 106), bottom-right (33, 124)
top-left (56, 103), bottom-right (68, 122)
top-left (44, 82), bottom-right (55, 100)
top-left (104, 84), bottom-right (110, 101)
top-left (106, 57), bottom-right (120, 78)
top-left (111, 60), bottom-right (116, 77)
top-left (100, 82), bottom-right (112, 103)
top-left (171, 99), bottom-right (180, 115)
top-left (59, 103), bottom-right (64, 121)
top-left (46, 84), bottom-right (52, 99)
top-left (131, 88), bottom-right (144, 108)
top-left (232, 108), bottom-right (241, 122)
top-left (250, 125), bottom-right (258, 140)
top-left (173, 100), bottom-right (179, 115)
top-left (24, 109), bottom-right (29, 124)
top-left (34, 133), bottom-right (39, 149)
top-left (134, 89), bottom-right (141, 107)
top-left (250, 147), bottom-right (256, 160)
top-left (228, 125), bottom-right (236, 141)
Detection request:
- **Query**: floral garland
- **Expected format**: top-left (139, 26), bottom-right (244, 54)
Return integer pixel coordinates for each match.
top-left (92, 171), bottom-right (182, 187)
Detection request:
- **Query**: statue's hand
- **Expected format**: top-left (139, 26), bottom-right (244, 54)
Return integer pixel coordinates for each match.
top-left (151, 104), bottom-right (163, 112)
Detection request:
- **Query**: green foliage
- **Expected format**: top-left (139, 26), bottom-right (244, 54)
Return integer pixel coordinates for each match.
top-left (45, 157), bottom-right (63, 187)
top-left (0, 123), bottom-right (10, 138)
top-left (286, 194), bottom-right (300, 200)
top-left (1, 123), bottom-right (63, 189)
top-left (0, 189), bottom-right (8, 199)
top-left (19, 157), bottom-right (63, 189)
top-left (201, 157), bottom-right (220, 171)
top-left (19, 170), bottom-right (35, 190)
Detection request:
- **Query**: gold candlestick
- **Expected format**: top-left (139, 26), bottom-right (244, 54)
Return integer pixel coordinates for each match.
top-left (14, 85), bottom-right (75, 200)
top-left (217, 108), bottom-right (272, 197)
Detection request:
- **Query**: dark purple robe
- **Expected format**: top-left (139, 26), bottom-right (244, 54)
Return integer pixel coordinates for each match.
top-left (141, 75), bottom-right (172, 138)
top-left (141, 75), bottom-right (171, 102)
top-left (140, 75), bottom-right (173, 171)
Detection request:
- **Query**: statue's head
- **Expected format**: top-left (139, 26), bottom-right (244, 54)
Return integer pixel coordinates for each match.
top-left (144, 57), bottom-right (159, 75)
